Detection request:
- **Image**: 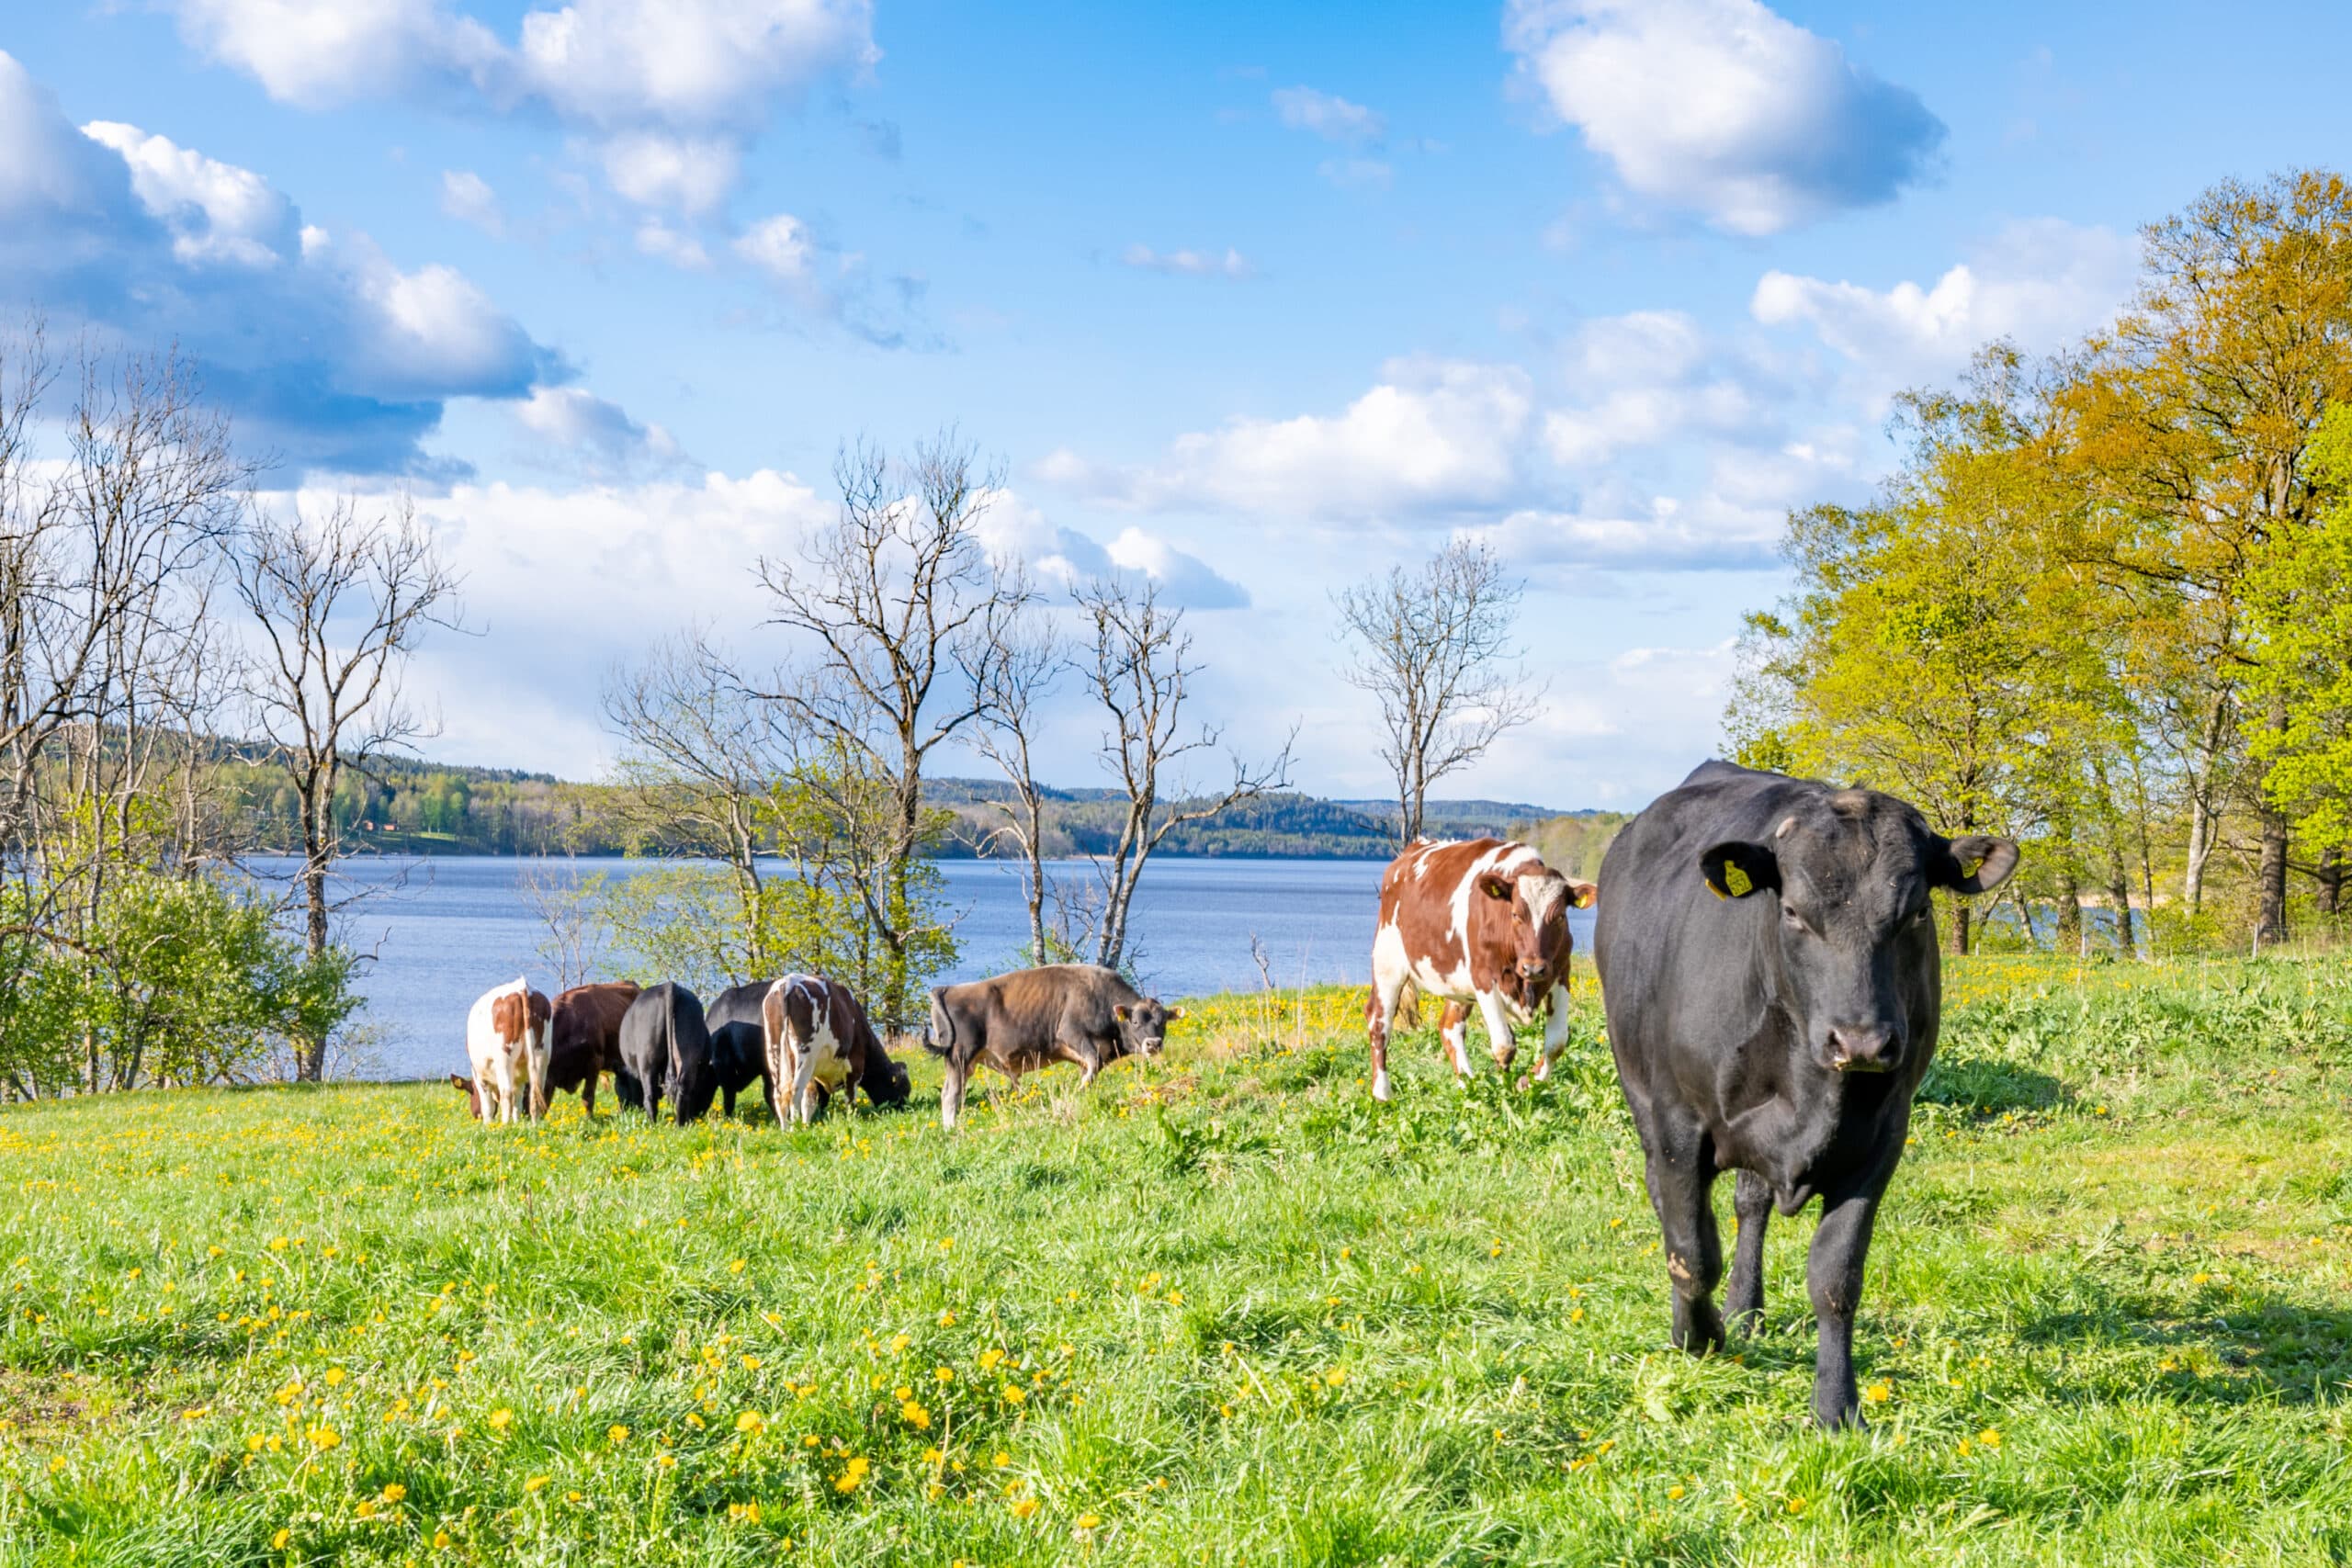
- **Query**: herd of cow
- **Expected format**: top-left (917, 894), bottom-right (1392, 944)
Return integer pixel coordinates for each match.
top-left (448, 761), bottom-right (2020, 1427)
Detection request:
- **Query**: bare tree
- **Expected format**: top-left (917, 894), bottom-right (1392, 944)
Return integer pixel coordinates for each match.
top-left (232, 494), bottom-right (460, 1079)
top-left (518, 859), bottom-right (610, 991)
top-left (602, 632), bottom-right (791, 969)
top-left (965, 575), bottom-right (1068, 966)
top-left (1336, 538), bottom-right (1541, 846)
top-left (1076, 574), bottom-right (1293, 973)
top-left (755, 433), bottom-right (1027, 1028)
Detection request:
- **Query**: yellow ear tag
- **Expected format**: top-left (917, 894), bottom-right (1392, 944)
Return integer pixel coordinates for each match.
top-left (1722, 862), bottom-right (1752, 897)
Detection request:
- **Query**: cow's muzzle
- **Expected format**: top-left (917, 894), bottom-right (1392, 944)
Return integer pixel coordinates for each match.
top-left (1516, 960), bottom-right (1548, 981)
top-left (1824, 1023), bottom-right (1901, 1074)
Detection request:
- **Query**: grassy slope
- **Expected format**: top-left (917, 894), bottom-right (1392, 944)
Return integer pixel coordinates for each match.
top-left (1, 962), bottom-right (2348, 1566)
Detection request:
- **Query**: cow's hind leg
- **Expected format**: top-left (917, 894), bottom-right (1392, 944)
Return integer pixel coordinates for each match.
top-left (1367, 969), bottom-right (1410, 1102)
top-left (940, 1053), bottom-right (968, 1131)
top-left (1645, 1113), bottom-right (1726, 1355)
top-left (1724, 1168), bottom-right (1772, 1334)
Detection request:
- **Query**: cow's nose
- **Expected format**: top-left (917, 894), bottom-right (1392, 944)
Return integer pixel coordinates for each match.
top-left (1826, 1024), bottom-right (1899, 1073)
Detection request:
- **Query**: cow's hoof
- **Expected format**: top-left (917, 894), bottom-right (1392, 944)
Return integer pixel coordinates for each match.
top-left (1371, 1071), bottom-right (1393, 1101)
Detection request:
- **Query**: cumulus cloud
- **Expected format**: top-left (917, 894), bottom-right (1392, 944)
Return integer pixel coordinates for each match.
top-left (1482, 638), bottom-right (1740, 807)
top-left (163, 0), bottom-right (876, 212)
top-left (438, 168), bottom-right (504, 235)
top-left (1751, 218), bottom-right (2136, 397)
top-left (1042, 357), bottom-right (1535, 523)
top-left (634, 218), bottom-right (712, 268)
top-left (1272, 85), bottom-right (1385, 146)
top-left (967, 490), bottom-right (1250, 610)
top-left (1504, 0), bottom-right (1944, 235)
top-left (1122, 243), bottom-right (1250, 278)
top-left (734, 211), bottom-right (814, 280)
top-left (597, 130), bottom-right (740, 217)
top-left (731, 211), bottom-right (942, 350)
top-left (0, 50), bottom-right (564, 476)
top-left (1544, 309), bottom-right (1781, 465)
top-left (513, 385), bottom-right (684, 475)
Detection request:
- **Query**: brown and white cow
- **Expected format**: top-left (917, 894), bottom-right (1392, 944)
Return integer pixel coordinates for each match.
top-left (760, 975), bottom-right (910, 1125)
top-left (1366, 838), bottom-right (1596, 1100)
top-left (463, 976), bottom-right (552, 1123)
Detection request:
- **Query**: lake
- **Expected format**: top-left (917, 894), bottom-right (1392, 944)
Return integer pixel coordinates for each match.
top-left (239, 855), bottom-right (1595, 1082)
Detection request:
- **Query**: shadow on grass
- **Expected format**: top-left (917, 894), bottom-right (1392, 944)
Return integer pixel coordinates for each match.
top-left (1917, 1055), bottom-right (2068, 1115)
top-left (2018, 1281), bottom-right (2352, 1406)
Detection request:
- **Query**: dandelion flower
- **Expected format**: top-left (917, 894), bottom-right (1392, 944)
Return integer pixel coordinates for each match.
top-left (1862, 1381), bottom-right (1892, 1405)
top-left (608, 1424), bottom-right (629, 1446)
top-left (1010, 1496), bottom-right (1038, 1518)
top-left (525, 1474), bottom-right (549, 1493)
top-left (380, 1483), bottom-right (406, 1503)
top-left (735, 1410), bottom-right (765, 1434)
top-left (273, 1529), bottom-right (291, 1549)
top-left (487, 1408), bottom-right (513, 1432)
top-left (1077, 1512), bottom-right (1102, 1529)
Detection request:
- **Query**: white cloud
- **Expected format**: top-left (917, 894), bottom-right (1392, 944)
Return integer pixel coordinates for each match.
top-left (1272, 85), bottom-right (1385, 146)
top-left (163, 0), bottom-right (499, 109)
top-left (1043, 357), bottom-right (1535, 523)
top-left (734, 211), bottom-right (813, 280)
top-left (1122, 243), bottom-right (1250, 278)
top-left (967, 490), bottom-right (1250, 609)
top-left (597, 130), bottom-right (740, 216)
top-left (438, 168), bottom-right (504, 235)
top-left (81, 119), bottom-right (300, 266)
top-left (162, 0), bottom-right (876, 210)
top-left (1751, 218), bottom-right (2136, 396)
top-left (1504, 0), bottom-right (1945, 235)
top-left (514, 385), bottom-right (684, 474)
top-left (0, 59), bottom-right (560, 475)
top-left (634, 218), bottom-right (712, 268)
top-left (1544, 309), bottom-right (1778, 464)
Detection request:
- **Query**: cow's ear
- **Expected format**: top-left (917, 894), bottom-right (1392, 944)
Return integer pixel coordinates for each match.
top-left (1566, 880), bottom-right (1598, 910)
top-left (1113, 1004), bottom-right (1133, 1023)
top-left (1935, 834), bottom-right (2020, 895)
top-left (1478, 875), bottom-right (1513, 901)
top-left (1700, 841), bottom-right (1778, 900)
top-left (1166, 1007), bottom-right (1187, 1021)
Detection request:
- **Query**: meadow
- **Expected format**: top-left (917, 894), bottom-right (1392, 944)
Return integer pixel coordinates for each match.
top-left (1, 958), bottom-right (2348, 1566)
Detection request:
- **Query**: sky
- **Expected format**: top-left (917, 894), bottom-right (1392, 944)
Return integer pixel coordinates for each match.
top-left (5, 1), bottom-right (2350, 810)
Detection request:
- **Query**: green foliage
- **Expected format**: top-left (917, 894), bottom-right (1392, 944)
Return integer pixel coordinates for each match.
top-left (0, 872), bottom-right (360, 1094)
top-left (0, 958), bottom-right (2346, 1563)
top-left (2245, 402), bottom-right (2352, 853)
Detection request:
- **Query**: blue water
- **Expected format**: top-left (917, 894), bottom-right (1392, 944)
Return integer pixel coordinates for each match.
top-left (239, 855), bottom-right (1463, 1081)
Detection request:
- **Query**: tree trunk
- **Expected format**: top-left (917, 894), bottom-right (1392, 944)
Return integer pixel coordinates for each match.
top-left (1948, 898), bottom-right (1971, 957)
top-left (2255, 799), bottom-right (2290, 949)
top-left (2056, 865), bottom-right (2084, 955)
top-left (2320, 846), bottom-right (2344, 921)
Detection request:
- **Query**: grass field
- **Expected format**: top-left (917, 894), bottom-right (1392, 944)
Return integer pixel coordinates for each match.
top-left (3, 957), bottom-right (2349, 1565)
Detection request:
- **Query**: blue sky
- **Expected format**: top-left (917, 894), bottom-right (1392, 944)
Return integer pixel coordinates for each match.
top-left (6, 1), bottom-right (2348, 807)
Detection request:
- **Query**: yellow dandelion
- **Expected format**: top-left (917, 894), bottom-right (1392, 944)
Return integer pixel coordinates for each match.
top-left (608, 1424), bottom-right (629, 1446)
top-left (525, 1474), bottom-right (549, 1493)
top-left (1862, 1381), bottom-right (1892, 1405)
top-left (380, 1483), bottom-right (406, 1503)
top-left (1011, 1496), bottom-right (1039, 1519)
top-left (486, 1408), bottom-right (513, 1431)
top-left (1077, 1511), bottom-right (1103, 1529)
top-left (736, 1410), bottom-right (765, 1434)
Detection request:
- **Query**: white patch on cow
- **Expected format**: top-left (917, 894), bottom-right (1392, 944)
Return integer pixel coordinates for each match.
top-left (771, 973), bottom-right (851, 1125)
top-left (463, 976), bottom-right (536, 1124)
top-left (1521, 870), bottom-right (1566, 937)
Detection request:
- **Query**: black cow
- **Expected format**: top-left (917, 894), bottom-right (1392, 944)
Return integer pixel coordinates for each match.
top-left (924, 964), bottom-right (1183, 1130)
top-left (1592, 761), bottom-right (2018, 1427)
top-left (613, 982), bottom-right (718, 1126)
top-left (706, 979), bottom-right (777, 1120)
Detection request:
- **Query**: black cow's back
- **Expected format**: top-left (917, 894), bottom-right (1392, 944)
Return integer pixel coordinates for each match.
top-left (616, 982), bottom-right (717, 1125)
top-left (706, 979), bottom-right (774, 1101)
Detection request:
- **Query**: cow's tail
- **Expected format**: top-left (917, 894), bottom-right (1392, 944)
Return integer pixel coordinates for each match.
top-left (921, 987), bottom-right (954, 1058)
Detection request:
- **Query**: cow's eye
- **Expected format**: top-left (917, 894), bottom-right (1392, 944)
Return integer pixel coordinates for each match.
top-left (1781, 902), bottom-right (1815, 935)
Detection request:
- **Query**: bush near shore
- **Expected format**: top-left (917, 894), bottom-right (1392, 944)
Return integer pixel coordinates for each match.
top-left (2, 957), bottom-right (2347, 1565)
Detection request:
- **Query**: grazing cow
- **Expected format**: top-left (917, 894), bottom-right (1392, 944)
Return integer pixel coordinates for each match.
top-left (613, 982), bottom-right (717, 1126)
top-left (1592, 761), bottom-right (2018, 1427)
top-left (1365, 839), bottom-right (1597, 1100)
top-left (548, 981), bottom-right (640, 1116)
top-left (705, 980), bottom-right (779, 1119)
top-left (463, 977), bottom-right (551, 1123)
top-left (447, 1072), bottom-right (483, 1119)
top-left (762, 975), bottom-right (910, 1124)
top-left (924, 964), bottom-right (1184, 1130)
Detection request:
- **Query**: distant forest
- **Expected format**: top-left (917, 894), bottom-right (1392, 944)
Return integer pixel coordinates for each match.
top-left (220, 749), bottom-right (1625, 867)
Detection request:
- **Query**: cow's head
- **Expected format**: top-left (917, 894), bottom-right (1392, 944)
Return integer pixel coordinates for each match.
top-left (1477, 865), bottom-right (1598, 984)
top-left (1111, 998), bottom-right (1186, 1058)
top-left (448, 1073), bottom-right (484, 1120)
top-left (865, 1054), bottom-right (912, 1105)
top-left (1701, 792), bottom-right (2018, 1076)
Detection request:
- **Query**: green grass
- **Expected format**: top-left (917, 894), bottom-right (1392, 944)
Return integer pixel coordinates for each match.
top-left (3, 958), bottom-right (2350, 1565)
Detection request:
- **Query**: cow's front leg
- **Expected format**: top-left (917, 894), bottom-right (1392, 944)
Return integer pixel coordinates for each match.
top-left (1724, 1168), bottom-right (1773, 1334)
top-left (1807, 1176), bottom-right (1888, 1429)
top-left (1531, 983), bottom-right (1573, 1081)
top-left (1473, 992), bottom-right (1516, 1076)
top-left (1645, 1116), bottom-right (1724, 1355)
